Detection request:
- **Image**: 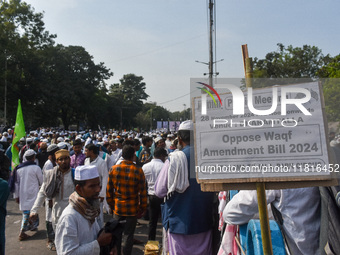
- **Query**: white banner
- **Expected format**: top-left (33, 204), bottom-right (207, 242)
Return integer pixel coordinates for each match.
top-left (193, 81), bottom-right (332, 181)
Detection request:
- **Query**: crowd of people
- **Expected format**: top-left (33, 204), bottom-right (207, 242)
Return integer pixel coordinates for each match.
top-left (0, 124), bottom-right (339, 254)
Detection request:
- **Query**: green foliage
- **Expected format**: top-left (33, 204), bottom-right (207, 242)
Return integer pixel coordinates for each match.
top-left (254, 43), bottom-right (328, 79)
top-left (322, 79), bottom-right (340, 122)
top-left (0, 1), bottom-right (192, 130)
top-left (108, 74), bottom-right (149, 129)
top-left (317, 55), bottom-right (340, 78)
top-left (249, 43), bottom-right (330, 88)
top-left (318, 56), bottom-right (340, 122)
top-left (0, 0), bottom-right (114, 129)
top-left (251, 44), bottom-right (340, 123)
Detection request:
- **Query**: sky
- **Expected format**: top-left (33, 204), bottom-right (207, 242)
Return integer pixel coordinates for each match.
top-left (23, 0), bottom-right (340, 112)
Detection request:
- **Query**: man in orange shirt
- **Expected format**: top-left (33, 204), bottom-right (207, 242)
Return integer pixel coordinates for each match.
top-left (106, 145), bottom-right (147, 255)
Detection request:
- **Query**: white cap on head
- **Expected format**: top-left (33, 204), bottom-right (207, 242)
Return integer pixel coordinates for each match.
top-left (24, 149), bottom-right (36, 159)
top-left (47, 144), bottom-right (58, 152)
top-left (154, 137), bottom-right (163, 144)
top-left (57, 142), bottom-right (68, 150)
top-left (75, 165), bottom-right (99, 181)
top-left (57, 137), bottom-right (64, 142)
top-left (178, 120), bottom-right (193, 131)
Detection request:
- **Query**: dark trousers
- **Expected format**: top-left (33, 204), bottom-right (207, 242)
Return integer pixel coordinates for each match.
top-left (148, 195), bottom-right (162, 240)
top-left (46, 221), bottom-right (55, 241)
top-left (113, 214), bottom-right (137, 255)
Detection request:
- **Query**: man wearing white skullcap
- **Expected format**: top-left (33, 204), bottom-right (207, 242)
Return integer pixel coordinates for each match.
top-left (154, 120), bottom-right (215, 255)
top-left (55, 165), bottom-right (113, 255)
top-left (0, 132), bottom-right (8, 142)
top-left (14, 149), bottom-right (43, 241)
top-left (29, 144), bottom-right (60, 249)
top-left (84, 143), bottom-right (108, 228)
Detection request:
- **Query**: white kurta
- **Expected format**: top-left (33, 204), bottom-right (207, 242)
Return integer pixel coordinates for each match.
top-left (142, 158), bottom-right (164, 195)
top-left (99, 151), bottom-right (115, 172)
top-left (111, 149), bottom-right (122, 165)
top-left (85, 156), bottom-right (108, 228)
top-left (42, 159), bottom-right (53, 173)
top-left (14, 164), bottom-right (43, 211)
top-left (84, 157), bottom-right (108, 198)
top-left (223, 187), bottom-right (321, 255)
top-left (41, 159), bottom-right (54, 221)
top-left (31, 168), bottom-right (74, 229)
top-left (55, 204), bottom-right (100, 255)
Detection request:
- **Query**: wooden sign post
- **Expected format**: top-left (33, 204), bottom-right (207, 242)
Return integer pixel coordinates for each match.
top-left (243, 44), bottom-right (273, 255)
top-left (191, 46), bottom-right (337, 255)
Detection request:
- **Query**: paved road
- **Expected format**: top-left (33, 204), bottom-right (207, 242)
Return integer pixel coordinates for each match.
top-left (5, 197), bottom-right (163, 255)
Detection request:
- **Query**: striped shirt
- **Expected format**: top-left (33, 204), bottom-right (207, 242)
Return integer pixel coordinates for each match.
top-left (106, 160), bottom-right (147, 216)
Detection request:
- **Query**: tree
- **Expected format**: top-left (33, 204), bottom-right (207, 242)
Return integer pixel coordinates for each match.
top-left (41, 45), bottom-right (112, 129)
top-left (317, 55), bottom-right (340, 78)
top-left (108, 74), bottom-right (149, 129)
top-left (317, 54), bottom-right (340, 122)
top-left (0, 0), bottom-right (56, 125)
top-left (250, 43), bottom-right (330, 88)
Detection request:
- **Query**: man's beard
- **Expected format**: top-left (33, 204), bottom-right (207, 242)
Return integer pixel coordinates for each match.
top-left (86, 197), bottom-right (100, 210)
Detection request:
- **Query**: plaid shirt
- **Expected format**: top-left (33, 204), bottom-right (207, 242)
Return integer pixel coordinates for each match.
top-left (106, 160), bottom-right (147, 216)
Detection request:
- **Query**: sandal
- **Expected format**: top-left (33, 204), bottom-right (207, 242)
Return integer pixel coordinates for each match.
top-left (47, 241), bottom-right (56, 251)
top-left (18, 232), bottom-right (30, 241)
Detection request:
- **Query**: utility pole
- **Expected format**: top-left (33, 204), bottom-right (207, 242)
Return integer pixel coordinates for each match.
top-left (196, 0), bottom-right (223, 88)
top-left (208, 0), bottom-right (214, 88)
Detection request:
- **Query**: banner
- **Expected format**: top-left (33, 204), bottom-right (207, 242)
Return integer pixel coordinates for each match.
top-left (162, 121), bottom-right (168, 129)
top-left (169, 121), bottom-right (176, 132)
top-left (192, 80), bottom-right (331, 183)
top-left (11, 100), bottom-right (26, 169)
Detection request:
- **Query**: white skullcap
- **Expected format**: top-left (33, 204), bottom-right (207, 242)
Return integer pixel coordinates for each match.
top-left (24, 149), bottom-right (36, 158)
top-left (57, 142), bottom-right (68, 150)
top-left (154, 137), bottom-right (163, 144)
top-left (57, 137), bottom-right (64, 142)
top-left (75, 165), bottom-right (99, 181)
top-left (178, 120), bottom-right (193, 131)
top-left (26, 137), bottom-right (33, 143)
top-left (47, 144), bottom-right (58, 152)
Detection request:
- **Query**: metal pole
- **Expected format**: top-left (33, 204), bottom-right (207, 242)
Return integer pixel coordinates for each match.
top-left (208, 0), bottom-right (214, 88)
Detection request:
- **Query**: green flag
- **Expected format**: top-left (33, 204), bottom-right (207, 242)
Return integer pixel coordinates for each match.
top-left (11, 99), bottom-right (26, 169)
